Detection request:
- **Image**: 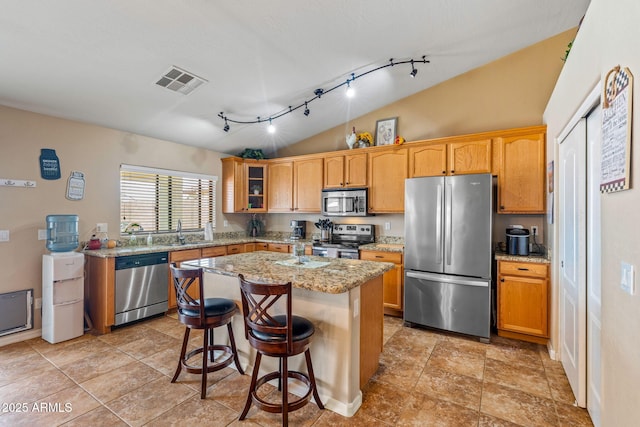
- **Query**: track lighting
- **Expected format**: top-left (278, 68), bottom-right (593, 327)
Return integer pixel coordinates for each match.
top-left (218, 55), bottom-right (430, 133)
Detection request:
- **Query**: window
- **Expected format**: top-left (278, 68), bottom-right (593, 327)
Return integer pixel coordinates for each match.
top-left (120, 164), bottom-right (216, 233)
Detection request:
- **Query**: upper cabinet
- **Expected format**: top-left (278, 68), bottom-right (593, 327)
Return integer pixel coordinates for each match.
top-left (267, 160), bottom-right (294, 212)
top-left (324, 152), bottom-right (367, 188)
top-left (368, 148), bottom-right (408, 213)
top-left (496, 131), bottom-right (545, 214)
top-left (267, 155), bottom-right (323, 213)
top-left (409, 139), bottom-right (491, 177)
top-left (221, 158), bottom-right (268, 213)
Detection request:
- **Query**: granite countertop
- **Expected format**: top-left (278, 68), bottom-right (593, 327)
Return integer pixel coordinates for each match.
top-left (183, 251), bottom-right (395, 294)
top-left (494, 251), bottom-right (550, 264)
top-left (83, 237), bottom-right (315, 258)
top-left (358, 242), bottom-right (404, 253)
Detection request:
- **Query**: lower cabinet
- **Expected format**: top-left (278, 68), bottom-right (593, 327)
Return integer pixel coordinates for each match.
top-left (497, 260), bottom-right (549, 343)
top-left (360, 250), bottom-right (404, 315)
top-left (268, 243), bottom-right (290, 253)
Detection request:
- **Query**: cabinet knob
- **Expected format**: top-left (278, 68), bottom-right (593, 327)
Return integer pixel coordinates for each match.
top-left (442, 171), bottom-right (446, 174)
top-left (500, 278), bottom-right (505, 282)
top-left (500, 206), bottom-right (505, 210)
top-left (345, 182), bottom-right (349, 185)
top-left (451, 170), bottom-right (455, 174)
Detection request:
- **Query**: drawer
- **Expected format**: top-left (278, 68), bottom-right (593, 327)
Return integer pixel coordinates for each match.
top-left (268, 243), bottom-right (290, 253)
top-left (169, 248), bottom-right (201, 262)
top-left (255, 243), bottom-right (268, 251)
top-left (226, 244), bottom-right (244, 254)
top-left (499, 261), bottom-right (548, 278)
top-left (201, 246), bottom-right (227, 257)
top-left (360, 250), bottom-right (402, 264)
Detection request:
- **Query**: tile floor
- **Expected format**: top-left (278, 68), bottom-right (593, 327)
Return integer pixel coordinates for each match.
top-left (0, 315), bottom-right (593, 426)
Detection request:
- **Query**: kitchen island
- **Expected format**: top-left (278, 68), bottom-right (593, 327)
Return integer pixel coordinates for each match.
top-left (183, 251), bottom-right (394, 417)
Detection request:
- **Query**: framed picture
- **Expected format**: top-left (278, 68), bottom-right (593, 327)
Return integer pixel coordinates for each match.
top-left (375, 117), bottom-right (398, 146)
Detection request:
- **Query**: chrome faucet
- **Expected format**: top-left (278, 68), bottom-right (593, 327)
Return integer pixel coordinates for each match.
top-left (177, 219), bottom-right (185, 245)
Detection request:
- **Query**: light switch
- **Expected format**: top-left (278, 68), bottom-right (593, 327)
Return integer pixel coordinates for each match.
top-left (0, 230), bottom-right (9, 242)
top-left (38, 229), bottom-right (47, 240)
top-left (621, 261), bottom-right (635, 295)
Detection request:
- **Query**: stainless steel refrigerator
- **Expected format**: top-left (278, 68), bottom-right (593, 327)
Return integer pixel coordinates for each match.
top-left (404, 173), bottom-right (492, 340)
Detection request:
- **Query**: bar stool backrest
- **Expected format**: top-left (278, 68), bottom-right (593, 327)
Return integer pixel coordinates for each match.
top-left (170, 263), bottom-right (206, 325)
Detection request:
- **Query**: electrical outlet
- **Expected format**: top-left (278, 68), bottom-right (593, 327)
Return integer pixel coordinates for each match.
top-left (531, 226), bottom-right (538, 236)
top-left (223, 220), bottom-right (229, 227)
top-left (96, 223), bottom-right (108, 233)
top-left (35, 298), bottom-right (42, 309)
top-left (384, 222), bottom-right (391, 231)
top-left (38, 229), bottom-right (47, 240)
top-left (0, 230), bottom-right (9, 242)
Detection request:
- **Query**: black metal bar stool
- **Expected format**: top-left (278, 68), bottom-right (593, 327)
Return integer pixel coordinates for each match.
top-left (237, 274), bottom-right (324, 426)
top-left (170, 263), bottom-right (243, 399)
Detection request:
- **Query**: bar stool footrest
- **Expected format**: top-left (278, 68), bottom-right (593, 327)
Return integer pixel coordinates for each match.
top-left (251, 370), bottom-right (313, 414)
top-left (181, 344), bottom-right (234, 375)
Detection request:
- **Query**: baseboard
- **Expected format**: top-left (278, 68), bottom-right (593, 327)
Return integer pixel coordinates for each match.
top-left (0, 328), bottom-right (42, 348)
top-left (547, 341), bottom-right (557, 360)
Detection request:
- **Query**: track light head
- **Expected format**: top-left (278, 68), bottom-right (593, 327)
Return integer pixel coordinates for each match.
top-left (267, 119), bottom-right (275, 134)
top-left (223, 118), bottom-right (230, 132)
top-left (314, 88), bottom-right (324, 97)
top-left (303, 102), bottom-right (310, 116)
top-left (410, 60), bottom-right (418, 78)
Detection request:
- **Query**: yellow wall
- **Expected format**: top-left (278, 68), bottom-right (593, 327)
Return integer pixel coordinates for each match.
top-left (278, 28), bottom-right (576, 157)
top-left (544, 0), bottom-right (640, 424)
top-left (0, 106), bottom-right (227, 342)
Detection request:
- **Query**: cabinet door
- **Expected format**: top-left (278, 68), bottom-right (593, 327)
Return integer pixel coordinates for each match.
top-left (294, 156), bottom-right (323, 212)
top-left (324, 155), bottom-right (345, 188)
top-left (498, 274), bottom-right (548, 337)
top-left (448, 139), bottom-right (492, 175)
top-left (344, 153), bottom-right (367, 187)
top-left (368, 149), bottom-right (408, 212)
top-left (267, 161), bottom-right (294, 212)
top-left (245, 162), bottom-right (268, 212)
top-left (221, 157), bottom-right (246, 213)
top-left (497, 132), bottom-right (545, 213)
top-left (409, 144), bottom-right (447, 177)
top-left (360, 250), bottom-right (403, 311)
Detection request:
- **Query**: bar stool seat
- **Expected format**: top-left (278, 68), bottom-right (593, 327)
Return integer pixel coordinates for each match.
top-left (170, 263), bottom-right (243, 399)
top-left (238, 274), bottom-right (323, 427)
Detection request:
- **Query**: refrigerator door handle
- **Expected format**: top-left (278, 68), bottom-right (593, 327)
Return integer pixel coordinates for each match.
top-left (406, 271), bottom-right (489, 287)
top-left (435, 183), bottom-right (443, 264)
top-left (445, 183), bottom-right (453, 265)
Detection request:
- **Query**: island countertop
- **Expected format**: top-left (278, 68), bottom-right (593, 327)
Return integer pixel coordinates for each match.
top-left (183, 251), bottom-right (394, 294)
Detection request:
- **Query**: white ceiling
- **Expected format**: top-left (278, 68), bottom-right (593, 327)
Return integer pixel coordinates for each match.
top-left (0, 1), bottom-right (590, 156)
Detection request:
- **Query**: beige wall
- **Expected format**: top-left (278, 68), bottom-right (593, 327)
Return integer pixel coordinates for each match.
top-left (278, 28), bottom-right (576, 158)
top-left (0, 106), bottom-right (229, 341)
top-left (544, 0), bottom-right (640, 424)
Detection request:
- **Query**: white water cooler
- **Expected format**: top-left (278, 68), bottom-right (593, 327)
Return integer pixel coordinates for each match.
top-left (42, 252), bottom-right (85, 343)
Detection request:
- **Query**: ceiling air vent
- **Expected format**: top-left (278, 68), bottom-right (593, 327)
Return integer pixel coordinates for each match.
top-left (155, 66), bottom-right (207, 95)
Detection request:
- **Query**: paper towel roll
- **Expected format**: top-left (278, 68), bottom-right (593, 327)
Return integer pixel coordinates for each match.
top-left (204, 222), bottom-right (214, 241)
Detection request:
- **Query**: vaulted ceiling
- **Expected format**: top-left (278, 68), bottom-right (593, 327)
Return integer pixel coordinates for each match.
top-left (0, 1), bottom-right (590, 156)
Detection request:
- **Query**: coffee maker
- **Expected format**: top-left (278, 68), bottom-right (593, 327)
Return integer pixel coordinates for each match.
top-left (290, 220), bottom-right (306, 239)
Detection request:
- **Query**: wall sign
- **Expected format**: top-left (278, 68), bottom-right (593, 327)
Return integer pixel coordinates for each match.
top-left (601, 65), bottom-right (633, 193)
top-left (66, 171), bottom-right (85, 201)
top-left (39, 148), bottom-right (61, 180)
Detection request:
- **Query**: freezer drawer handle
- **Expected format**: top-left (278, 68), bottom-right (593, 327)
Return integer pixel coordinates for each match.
top-left (406, 271), bottom-right (489, 287)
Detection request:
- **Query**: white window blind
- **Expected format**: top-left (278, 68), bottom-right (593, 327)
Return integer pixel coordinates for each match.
top-left (120, 164), bottom-right (217, 233)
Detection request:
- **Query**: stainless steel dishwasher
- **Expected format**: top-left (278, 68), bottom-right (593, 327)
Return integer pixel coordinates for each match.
top-left (114, 252), bottom-right (169, 326)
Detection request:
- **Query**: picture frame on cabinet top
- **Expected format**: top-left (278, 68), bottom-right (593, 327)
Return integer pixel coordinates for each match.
top-left (375, 117), bottom-right (397, 146)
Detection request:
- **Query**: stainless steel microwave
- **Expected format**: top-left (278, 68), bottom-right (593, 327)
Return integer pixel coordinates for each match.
top-left (321, 188), bottom-right (368, 217)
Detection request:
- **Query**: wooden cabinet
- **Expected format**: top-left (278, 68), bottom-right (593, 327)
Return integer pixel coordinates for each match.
top-left (267, 160), bottom-right (294, 212)
top-left (368, 148), bottom-right (408, 212)
top-left (496, 132), bottom-right (545, 213)
top-left (201, 246), bottom-right (226, 258)
top-left (221, 158), bottom-right (268, 213)
top-left (85, 256), bottom-right (115, 334)
top-left (255, 242), bottom-right (269, 251)
top-left (323, 152), bottom-right (367, 188)
top-left (409, 139), bottom-right (491, 177)
top-left (268, 155), bottom-right (323, 213)
top-left (360, 250), bottom-right (404, 315)
top-left (294, 156), bottom-right (324, 212)
top-left (498, 260), bottom-right (549, 344)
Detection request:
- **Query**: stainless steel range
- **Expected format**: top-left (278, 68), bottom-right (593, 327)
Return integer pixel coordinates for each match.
top-left (312, 224), bottom-right (375, 259)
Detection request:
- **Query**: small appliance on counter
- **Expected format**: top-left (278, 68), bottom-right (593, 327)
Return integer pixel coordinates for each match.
top-left (506, 227), bottom-right (530, 256)
top-left (290, 220), bottom-right (306, 239)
